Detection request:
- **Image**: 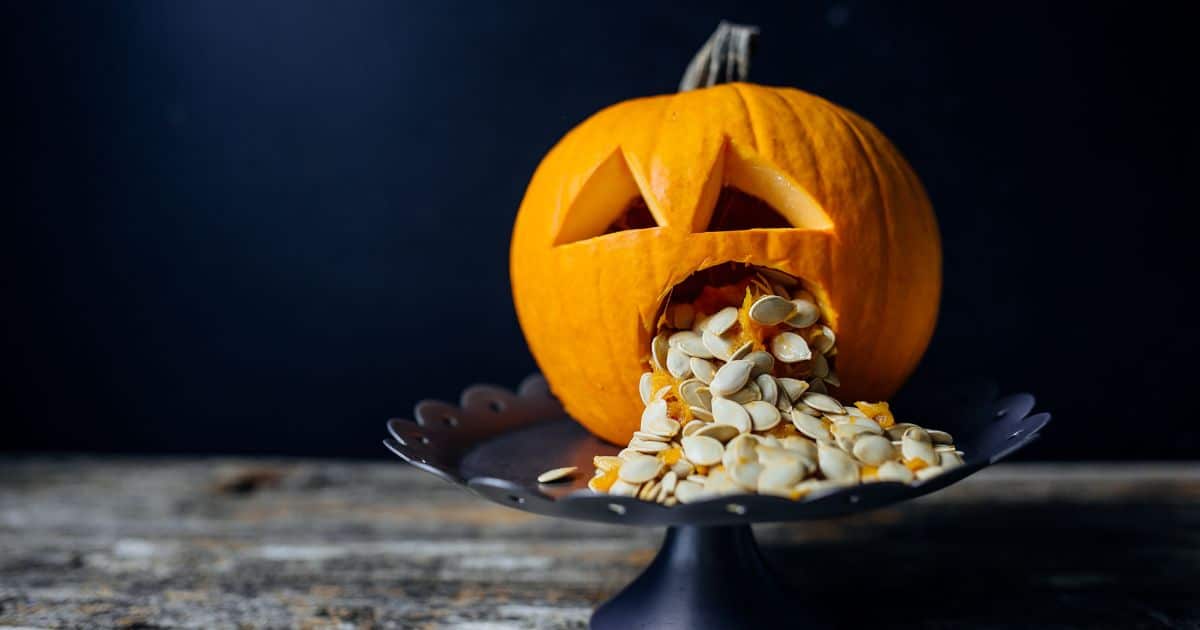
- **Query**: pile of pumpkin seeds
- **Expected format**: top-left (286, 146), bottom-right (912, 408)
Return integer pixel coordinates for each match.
top-left (575, 268), bottom-right (965, 504)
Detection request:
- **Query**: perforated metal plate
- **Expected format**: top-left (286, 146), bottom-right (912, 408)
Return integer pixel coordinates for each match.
top-left (384, 374), bottom-right (1049, 526)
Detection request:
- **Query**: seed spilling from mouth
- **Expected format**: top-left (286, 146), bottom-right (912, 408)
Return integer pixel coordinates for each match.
top-left (587, 263), bottom-right (964, 502)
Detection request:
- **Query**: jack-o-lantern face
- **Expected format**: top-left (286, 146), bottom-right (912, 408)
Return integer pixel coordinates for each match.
top-left (511, 83), bottom-right (941, 445)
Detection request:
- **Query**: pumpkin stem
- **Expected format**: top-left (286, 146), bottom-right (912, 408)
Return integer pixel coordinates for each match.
top-left (678, 21), bottom-right (760, 92)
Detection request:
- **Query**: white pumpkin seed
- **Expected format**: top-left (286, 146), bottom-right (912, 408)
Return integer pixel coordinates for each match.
top-left (818, 441), bottom-right (860, 483)
top-left (690, 357), bottom-right (716, 384)
top-left (688, 406), bottom-right (714, 421)
top-left (609, 479), bottom-right (640, 497)
top-left (781, 436), bottom-right (818, 459)
top-left (681, 419), bottom-right (706, 437)
top-left (629, 439), bottom-right (670, 454)
top-left (726, 381), bottom-right (762, 404)
top-left (652, 385), bottom-right (672, 401)
top-left (810, 325), bottom-right (836, 354)
top-left (705, 306), bottom-right (740, 335)
top-left (744, 400), bottom-right (782, 431)
top-left (832, 414), bottom-right (883, 434)
top-left (618, 455), bottom-right (664, 484)
top-left (681, 435), bottom-right (724, 466)
top-left (641, 400), bottom-right (668, 427)
top-left (641, 415), bottom-right (680, 438)
top-left (673, 479), bottom-right (704, 503)
top-left (742, 350), bottom-right (773, 375)
top-left (904, 426), bottom-right (932, 443)
top-left (617, 448), bottom-right (640, 461)
top-left (939, 451), bottom-right (965, 468)
top-left (885, 422), bottom-right (918, 441)
top-left (876, 460), bottom-right (914, 483)
top-left (927, 429), bottom-right (954, 445)
top-left (711, 397), bottom-right (752, 433)
top-left (694, 422), bottom-right (740, 443)
top-left (793, 479), bottom-right (851, 498)
top-left (777, 377), bottom-right (809, 402)
top-left (638, 372), bottom-right (653, 405)
top-left (791, 411), bottom-right (832, 442)
top-left (666, 347), bottom-right (692, 379)
top-left (537, 466), bottom-right (577, 483)
top-left (915, 466), bottom-right (944, 481)
top-left (671, 459), bottom-right (695, 478)
top-left (729, 462), bottom-right (764, 491)
top-left (771, 331), bottom-right (813, 363)
top-left (749, 295), bottom-right (796, 325)
top-left (651, 333), bottom-right (670, 371)
top-left (701, 330), bottom-right (734, 360)
top-left (785, 298), bottom-right (821, 328)
top-left (709, 359), bottom-right (754, 397)
top-left (728, 340), bottom-right (753, 361)
top-left (802, 392), bottom-right (845, 414)
top-left (724, 434), bottom-right (759, 469)
top-left (661, 470), bottom-right (678, 495)
top-left (901, 429), bottom-right (938, 467)
top-left (638, 480), bottom-right (660, 501)
top-left (669, 330), bottom-right (713, 358)
top-left (852, 434), bottom-right (895, 466)
top-left (755, 374), bottom-right (779, 406)
top-left (632, 430), bottom-right (668, 443)
top-left (831, 422), bottom-right (876, 443)
top-left (678, 379), bottom-right (707, 409)
top-left (593, 456), bottom-right (622, 471)
top-left (758, 461), bottom-right (805, 491)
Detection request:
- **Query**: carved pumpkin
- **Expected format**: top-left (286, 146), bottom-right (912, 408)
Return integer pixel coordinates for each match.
top-left (510, 38), bottom-right (940, 446)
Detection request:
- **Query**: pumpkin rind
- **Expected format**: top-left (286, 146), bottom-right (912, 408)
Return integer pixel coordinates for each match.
top-left (510, 83), bottom-right (941, 446)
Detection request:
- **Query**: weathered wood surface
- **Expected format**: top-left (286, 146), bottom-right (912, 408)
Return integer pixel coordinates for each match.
top-left (1, 458), bottom-right (1197, 629)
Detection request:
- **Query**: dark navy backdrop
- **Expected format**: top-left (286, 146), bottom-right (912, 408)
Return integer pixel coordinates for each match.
top-left (4, 2), bottom-right (1191, 458)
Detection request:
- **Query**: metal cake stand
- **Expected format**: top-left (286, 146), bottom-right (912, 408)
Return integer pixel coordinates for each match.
top-left (384, 374), bottom-right (1049, 629)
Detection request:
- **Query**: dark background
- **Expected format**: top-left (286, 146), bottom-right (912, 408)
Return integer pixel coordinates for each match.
top-left (3, 2), bottom-right (1192, 459)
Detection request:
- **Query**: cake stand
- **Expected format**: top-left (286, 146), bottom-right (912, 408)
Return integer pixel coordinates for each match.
top-left (384, 374), bottom-right (1049, 629)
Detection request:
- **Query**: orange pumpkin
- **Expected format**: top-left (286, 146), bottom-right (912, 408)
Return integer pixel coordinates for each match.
top-left (510, 80), bottom-right (940, 446)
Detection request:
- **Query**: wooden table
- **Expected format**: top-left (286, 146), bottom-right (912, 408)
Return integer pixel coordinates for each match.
top-left (1, 457), bottom-right (1197, 629)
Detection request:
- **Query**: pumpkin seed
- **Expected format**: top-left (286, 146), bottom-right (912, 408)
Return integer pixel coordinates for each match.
top-left (807, 378), bottom-right (828, 394)
top-left (711, 397), bottom-right (752, 433)
top-left (745, 400), bottom-right (782, 431)
top-left (641, 415), bottom-right (680, 438)
top-left (689, 406), bottom-right (714, 421)
top-left (726, 381), bottom-right (762, 404)
top-left (939, 451), bottom-right (965, 468)
top-left (744, 348), bottom-right (772, 374)
top-left (681, 435), bottom-right (724, 466)
top-left (652, 385), bottom-right (673, 401)
top-left (781, 436), bottom-right (818, 459)
top-left (681, 419), bottom-right (706, 437)
top-left (537, 466), bottom-right (577, 483)
top-left (810, 325), bottom-right (836, 354)
top-left (728, 340), bottom-right (753, 361)
top-left (669, 330), bottom-right (713, 359)
top-left (791, 411), bottom-right (832, 442)
top-left (666, 347), bottom-right (692, 379)
top-left (915, 466), bottom-right (944, 481)
top-left (641, 400), bottom-right (669, 427)
top-left (673, 479), bottom-right (704, 503)
top-left (730, 462), bottom-right (764, 491)
top-left (632, 430), bottom-right (668, 443)
top-left (786, 297), bottom-right (821, 328)
top-left (755, 374), bottom-right (779, 406)
top-left (705, 306), bottom-right (740, 336)
top-left (661, 470), bottom-right (678, 495)
top-left (617, 448), bottom-right (640, 461)
top-left (852, 434), bottom-right (895, 466)
top-left (690, 357), bottom-right (717, 384)
top-left (724, 434), bottom-right (759, 469)
top-left (901, 429), bottom-right (938, 467)
top-left (638, 372), bottom-right (653, 405)
top-left (671, 459), bottom-right (695, 478)
top-left (832, 414), bottom-right (883, 434)
top-left (802, 392), bottom-right (845, 414)
top-left (629, 438), bottom-right (670, 454)
top-left (608, 479), bottom-right (640, 497)
top-left (749, 295), bottom-right (796, 325)
top-left (934, 444), bottom-right (959, 453)
top-left (701, 330), bottom-right (735, 360)
top-left (812, 352), bottom-right (830, 378)
top-left (758, 461), bottom-right (805, 491)
top-left (593, 456), bottom-right (622, 471)
top-left (771, 331), bottom-right (813, 363)
top-left (876, 460), bottom-right (914, 483)
top-left (638, 479), bottom-right (660, 501)
top-left (927, 429), bottom-right (954, 445)
top-left (885, 422), bottom-right (918, 441)
top-left (777, 377), bottom-right (809, 402)
top-left (709, 359), bottom-right (754, 397)
top-left (818, 441), bottom-right (859, 483)
top-left (651, 333), bottom-right (670, 371)
top-left (694, 422), bottom-right (740, 443)
top-left (618, 455), bottom-right (664, 484)
top-left (831, 422), bottom-right (876, 443)
top-left (678, 379), bottom-right (706, 408)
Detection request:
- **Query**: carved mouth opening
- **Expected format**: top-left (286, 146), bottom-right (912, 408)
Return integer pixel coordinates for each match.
top-left (650, 261), bottom-right (839, 390)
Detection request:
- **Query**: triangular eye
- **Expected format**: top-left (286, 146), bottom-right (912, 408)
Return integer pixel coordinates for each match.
top-left (554, 149), bottom-right (662, 245)
top-left (705, 187), bottom-right (793, 231)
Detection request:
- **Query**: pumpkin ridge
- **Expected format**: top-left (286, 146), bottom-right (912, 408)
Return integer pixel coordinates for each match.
top-left (727, 83), bottom-right (761, 153)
